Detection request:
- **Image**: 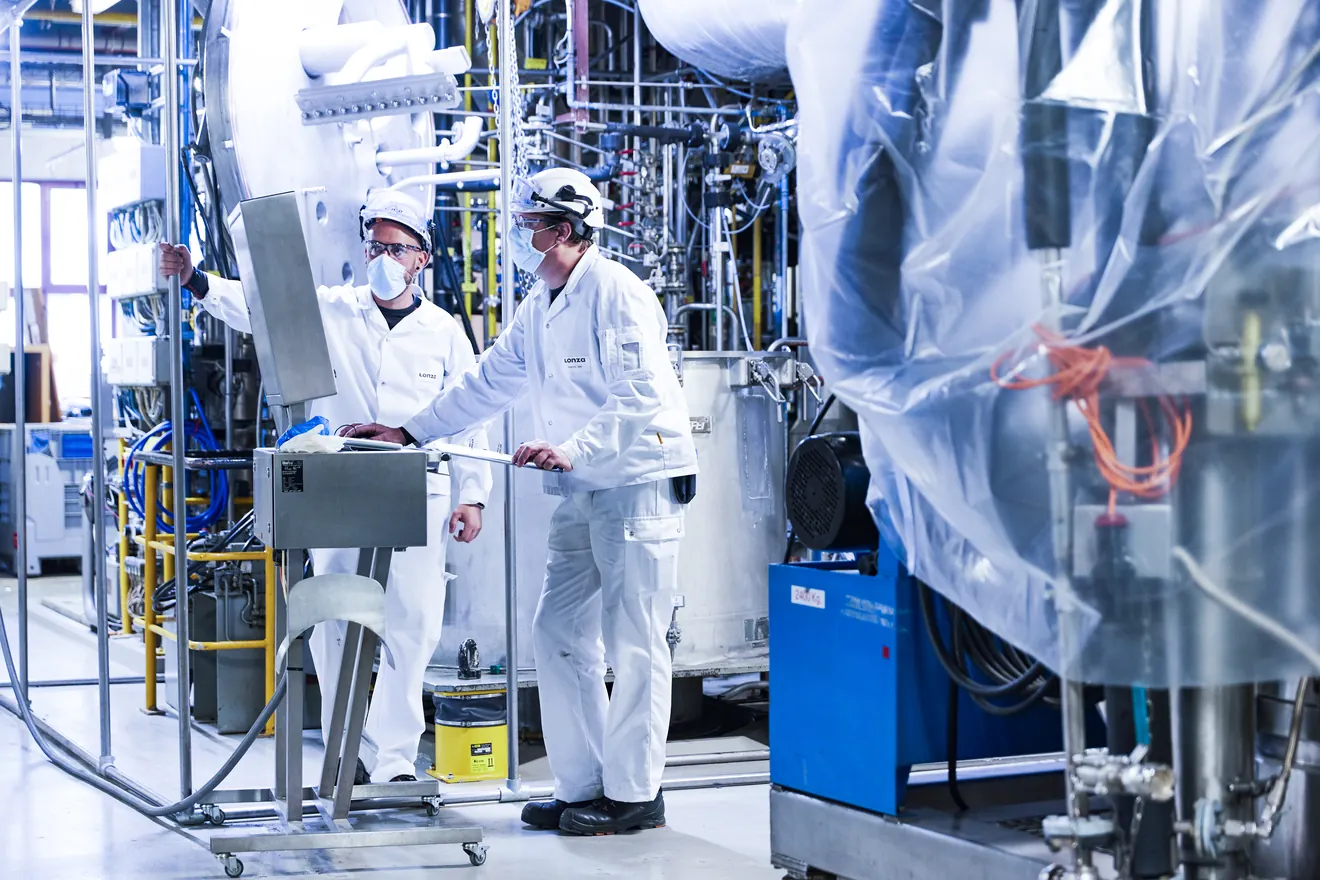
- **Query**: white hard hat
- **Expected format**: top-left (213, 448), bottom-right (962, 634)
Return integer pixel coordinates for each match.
top-left (511, 167), bottom-right (605, 231)
top-left (359, 189), bottom-right (433, 251)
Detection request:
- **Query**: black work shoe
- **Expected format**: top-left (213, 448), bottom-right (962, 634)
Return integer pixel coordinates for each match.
top-left (336, 758), bottom-right (371, 786)
top-left (521, 798), bottom-right (596, 829)
top-left (390, 774), bottom-right (418, 783)
top-left (559, 792), bottom-right (665, 835)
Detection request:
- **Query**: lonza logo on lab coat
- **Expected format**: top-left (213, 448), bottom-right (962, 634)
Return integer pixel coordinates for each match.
top-left (564, 357), bottom-right (587, 369)
top-left (418, 372), bottom-right (438, 379)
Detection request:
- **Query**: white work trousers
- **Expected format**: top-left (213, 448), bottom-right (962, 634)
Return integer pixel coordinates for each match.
top-left (308, 495), bottom-right (452, 782)
top-left (533, 478), bottom-right (685, 804)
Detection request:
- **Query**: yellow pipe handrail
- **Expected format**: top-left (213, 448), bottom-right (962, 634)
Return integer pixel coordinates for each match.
top-left (117, 440), bottom-right (132, 635)
top-left (135, 536), bottom-right (265, 563)
top-left (133, 464), bottom-right (277, 733)
top-left (147, 624), bottom-right (266, 652)
top-left (162, 466), bottom-right (174, 583)
top-left (143, 465), bottom-right (161, 714)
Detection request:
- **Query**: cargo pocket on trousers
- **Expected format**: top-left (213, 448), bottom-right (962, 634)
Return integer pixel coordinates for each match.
top-left (622, 514), bottom-right (684, 594)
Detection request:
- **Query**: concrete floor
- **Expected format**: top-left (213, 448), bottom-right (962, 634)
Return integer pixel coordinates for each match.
top-left (0, 575), bottom-right (782, 880)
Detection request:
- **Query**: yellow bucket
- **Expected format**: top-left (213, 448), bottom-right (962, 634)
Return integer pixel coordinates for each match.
top-left (428, 687), bottom-right (508, 783)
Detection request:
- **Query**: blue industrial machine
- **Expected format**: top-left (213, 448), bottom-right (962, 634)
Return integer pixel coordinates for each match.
top-left (769, 552), bottom-right (1065, 819)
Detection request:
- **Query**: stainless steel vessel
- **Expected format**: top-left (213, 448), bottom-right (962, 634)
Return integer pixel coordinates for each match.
top-left (436, 352), bottom-right (789, 675)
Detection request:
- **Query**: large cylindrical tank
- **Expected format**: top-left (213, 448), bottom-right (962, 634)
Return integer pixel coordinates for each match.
top-left (637, 0), bottom-right (798, 82)
top-left (202, 0), bottom-right (440, 288)
top-left (437, 396), bottom-right (556, 678)
top-left (437, 352), bottom-right (788, 675)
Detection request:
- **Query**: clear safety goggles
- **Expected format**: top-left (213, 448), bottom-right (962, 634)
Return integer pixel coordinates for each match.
top-left (365, 241), bottom-right (426, 259)
top-left (510, 177), bottom-right (543, 213)
top-left (512, 214), bottom-right (562, 230)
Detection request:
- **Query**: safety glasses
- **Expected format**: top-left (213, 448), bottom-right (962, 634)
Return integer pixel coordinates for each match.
top-left (513, 215), bottom-right (559, 230)
top-left (365, 241), bottom-right (427, 259)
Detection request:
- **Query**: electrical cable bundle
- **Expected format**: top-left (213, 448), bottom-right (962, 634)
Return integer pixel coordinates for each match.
top-left (919, 579), bottom-right (1057, 812)
top-left (917, 579), bottom-right (1056, 717)
top-left (107, 200), bottom-right (165, 250)
top-left (151, 511), bottom-right (256, 613)
top-left (121, 296), bottom-right (165, 335)
top-left (991, 324), bottom-right (1193, 516)
top-left (123, 389), bottom-right (229, 533)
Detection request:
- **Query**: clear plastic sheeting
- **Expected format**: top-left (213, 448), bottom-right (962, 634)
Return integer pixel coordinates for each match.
top-left (637, 0), bottom-right (799, 83)
top-left (787, 0), bottom-right (1320, 687)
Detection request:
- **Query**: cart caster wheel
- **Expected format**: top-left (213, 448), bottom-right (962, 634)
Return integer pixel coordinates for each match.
top-left (208, 808), bottom-right (227, 826)
top-left (426, 802), bottom-right (440, 817)
top-left (463, 843), bottom-right (487, 867)
top-left (223, 856), bottom-right (244, 878)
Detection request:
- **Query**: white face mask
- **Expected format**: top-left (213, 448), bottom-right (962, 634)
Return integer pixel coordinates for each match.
top-left (367, 254), bottom-right (410, 300)
top-left (509, 224), bottom-right (553, 274)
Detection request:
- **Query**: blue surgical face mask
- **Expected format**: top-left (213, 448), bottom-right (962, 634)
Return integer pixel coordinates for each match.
top-left (509, 224), bottom-right (552, 275)
top-left (367, 254), bottom-right (409, 300)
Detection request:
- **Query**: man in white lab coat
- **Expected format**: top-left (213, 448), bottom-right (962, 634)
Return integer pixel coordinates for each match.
top-left (346, 168), bottom-right (698, 834)
top-left (158, 190), bottom-right (492, 783)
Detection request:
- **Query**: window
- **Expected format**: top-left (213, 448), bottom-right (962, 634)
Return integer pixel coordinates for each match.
top-left (45, 294), bottom-right (116, 406)
top-left (46, 184), bottom-right (110, 291)
top-left (0, 181), bottom-right (43, 289)
top-left (0, 179), bottom-right (117, 406)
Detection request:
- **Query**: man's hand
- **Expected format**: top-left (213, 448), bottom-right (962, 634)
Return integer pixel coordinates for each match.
top-left (158, 243), bottom-right (195, 286)
top-left (513, 440), bottom-right (573, 472)
top-left (341, 422), bottom-right (410, 444)
top-left (449, 504), bottom-right (483, 543)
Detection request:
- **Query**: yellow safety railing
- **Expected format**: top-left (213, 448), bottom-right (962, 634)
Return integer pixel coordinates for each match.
top-left (117, 440), bottom-right (132, 636)
top-left (131, 462), bottom-right (278, 735)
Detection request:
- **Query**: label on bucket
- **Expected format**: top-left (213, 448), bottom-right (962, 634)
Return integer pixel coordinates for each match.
top-left (791, 586), bottom-right (826, 610)
top-left (470, 742), bottom-right (495, 774)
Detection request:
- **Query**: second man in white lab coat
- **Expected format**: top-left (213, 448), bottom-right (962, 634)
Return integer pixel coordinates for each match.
top-left (158, 190), bottom-right (492, 783)
top-left (347, 168), bottom-right (698, 834)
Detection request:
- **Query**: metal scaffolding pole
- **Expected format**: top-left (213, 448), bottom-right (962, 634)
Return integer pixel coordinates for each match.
top-left (497, 0), bottom-right (521, 799)
top-left (81, 0), bottom-right (114, 766)
top-left (10, 12), bottom-right (28, 704)
top-left (160, 0), bottom-right (192, 796)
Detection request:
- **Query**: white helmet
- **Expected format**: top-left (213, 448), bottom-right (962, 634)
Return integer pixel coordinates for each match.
top-left (359, 189), bottom-right (433, 251)
top-left (510, 167), bottom-right (605, 233)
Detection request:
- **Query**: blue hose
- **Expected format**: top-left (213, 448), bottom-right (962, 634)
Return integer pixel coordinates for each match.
top-left (123, 389), bottom-right (228, 533)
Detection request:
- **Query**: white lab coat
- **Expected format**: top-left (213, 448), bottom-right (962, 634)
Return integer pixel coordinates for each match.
top-left (405, 245), bottom-right (697, 492)
top-left (198, 275), bottom-right (492, 781)
top-left (402, 246), bottom-right (696, 803)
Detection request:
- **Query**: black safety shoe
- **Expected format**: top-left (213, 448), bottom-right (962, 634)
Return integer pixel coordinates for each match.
top-left (336, 758), bottom-right (371, 786)
top-left (390, 774), bottom-right (418, 783)
top-left (559, 792), bottom-right (665, 835)
top-left (521, 798), bottom-right (596, 829)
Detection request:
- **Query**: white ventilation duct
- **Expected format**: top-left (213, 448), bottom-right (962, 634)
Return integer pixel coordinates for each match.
top-left (68, 0), bottom-right (121, 12)
top-left (637, 0), bottom-right (799, 83)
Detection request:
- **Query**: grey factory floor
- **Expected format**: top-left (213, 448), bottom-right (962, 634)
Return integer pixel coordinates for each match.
top-left (0, 573), bottom-right (782, 880)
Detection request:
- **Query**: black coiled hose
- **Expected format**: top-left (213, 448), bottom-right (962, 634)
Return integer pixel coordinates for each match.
top-left (917, 579), bottom-right (1056, 716)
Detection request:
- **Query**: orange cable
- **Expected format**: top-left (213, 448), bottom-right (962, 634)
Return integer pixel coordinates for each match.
top-left (991, 325), bottom-right (1193, 516)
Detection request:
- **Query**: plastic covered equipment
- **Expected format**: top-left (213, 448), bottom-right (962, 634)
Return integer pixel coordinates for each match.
top-left (637, 0), bottom-right (799, 83)
top-left (788, 0), bottom-right (1320, 687)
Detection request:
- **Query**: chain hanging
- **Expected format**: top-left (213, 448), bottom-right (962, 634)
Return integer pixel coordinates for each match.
top-left (482, 0), bottom-right (533, 298)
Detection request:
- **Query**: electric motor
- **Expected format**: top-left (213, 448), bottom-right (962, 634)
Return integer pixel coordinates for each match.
top-left (786, 432), bottom-right (877, 552)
